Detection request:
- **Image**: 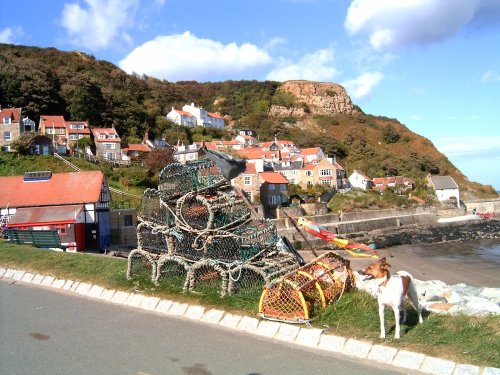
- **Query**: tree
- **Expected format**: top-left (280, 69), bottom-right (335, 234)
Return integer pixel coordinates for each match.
top-left (143, 148), bottom-right (175, 175)
top-left (10, 132), bottom-right (39, 155)
top-left (382, 124), bottom-right (400, 144)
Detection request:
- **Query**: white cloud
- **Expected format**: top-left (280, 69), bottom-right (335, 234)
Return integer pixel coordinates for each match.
top-left (0, 27), bottom-right (23, 44)
top-left (481, 69), bottom-right (500, 83)
top-left (119, 31), bottom-right (272, 82)
top-left (344, 0), bottom-right (500, 51)
top-left (435, 136), bottom-right (500, 158)
top-left (265, 49), bottom-right (337, 82)
top-left (61, 0), bottom-right (138, 50)
top-left (342, 72), bottom-right (383, 100)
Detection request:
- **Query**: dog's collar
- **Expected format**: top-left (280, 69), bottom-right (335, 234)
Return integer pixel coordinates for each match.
top-left (376, 274), bottom-right (390, 291)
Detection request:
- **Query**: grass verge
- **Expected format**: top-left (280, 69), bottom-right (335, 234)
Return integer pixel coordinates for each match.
top-left (1, 240), bottom-right (499, 368)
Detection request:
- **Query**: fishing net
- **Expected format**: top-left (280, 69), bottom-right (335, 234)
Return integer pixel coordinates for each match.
top-left (128, 159), bottom-right (298, 296)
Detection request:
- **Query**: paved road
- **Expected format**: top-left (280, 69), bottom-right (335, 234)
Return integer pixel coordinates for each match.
top-left (0, 281), bottom-right (411, 375)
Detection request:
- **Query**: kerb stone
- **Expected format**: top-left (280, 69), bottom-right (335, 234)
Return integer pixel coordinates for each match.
top-left (275, 323), bottom-right (300, 342)
top-left (50, 279), bottom-right (66, 289)
top-left (236, 316), bottom-right (259, 332)
top-left (367, 344), bottom-right (398, 364)
top-left (421, 356), bottom-right (456, 375)
top-left (482, 368), bottom-right (500, 375)
top-left (392, 350), bottom-right (425, 370)
top-left (75, 282), bottom-right (92, 295)
top-left (31, 274), bottom-right (45, 285)
top-left (21, 272), bottom-right (35, 283)
top-left (4, 269), bottom-right (15, 278)
top-left (62, 280), bottom-right (74, 290)
top-left (184, 305), bottom-right (205, 320)
top-left (123, 293), bottom-right (145, 307)
top-left (98, 289), bottom-right (116, 301)
top-left (219, 313), bottom-right (242, 329)
top-left (139, 296), bottom-right (160, 311)
top-left (155, 300), bottom-right (173, 314)
top-left (110, 290), bottom-right (130, 304)
top-left (12, 270), bottom-right (25, 280)
top-left (41, 276), bottom-right (55, 286)
top-left (255, 320), bottom-right (281, 338)
top-left (342, 338), bottom-right (372, 359)
top-left (201, 309), bottom-right (225, 324)
top-left (294, 327), bottom-right (322, 347)
top-left (318, 334), bottom-right (346, 353)
top-left (452, 364), bottom-right (480, 375)
top-left (87, 285), bottom-right (104, 299)
top-left (168, 302), bottom-right (188, 316)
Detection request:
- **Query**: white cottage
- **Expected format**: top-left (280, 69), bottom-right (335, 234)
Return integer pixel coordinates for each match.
top-left (427, 175), bottom-right (461, 207)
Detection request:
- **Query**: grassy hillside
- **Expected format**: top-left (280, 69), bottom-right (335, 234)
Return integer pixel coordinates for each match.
top-left (0, 43), bottom-right (497, 199)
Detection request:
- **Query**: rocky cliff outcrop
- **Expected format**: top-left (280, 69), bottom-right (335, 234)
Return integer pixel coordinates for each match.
top-left (269, 80), bottom-right (357, 117)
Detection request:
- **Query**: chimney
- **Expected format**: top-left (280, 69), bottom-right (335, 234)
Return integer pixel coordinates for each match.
top-left (111, 123), bottom-right (115, 129)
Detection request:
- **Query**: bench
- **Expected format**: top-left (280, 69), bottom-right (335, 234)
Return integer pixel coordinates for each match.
top-left (7, 229), bottom-right (68, 251)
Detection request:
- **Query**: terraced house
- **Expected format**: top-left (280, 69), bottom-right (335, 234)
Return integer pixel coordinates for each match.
top-left (0, 107), bottom-right (35, 152)
top-left (92, 126), bottom-right (122, 161)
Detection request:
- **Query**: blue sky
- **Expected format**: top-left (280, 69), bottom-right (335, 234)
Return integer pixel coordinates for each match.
top-left (1, 0), bottom-right (499, 189)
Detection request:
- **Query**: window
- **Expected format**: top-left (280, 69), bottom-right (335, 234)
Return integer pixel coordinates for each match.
top-left (70, 123), bottom-right (84, 129)
top-left (46, 128), bottom-right (55, 134)
top-left (4, 132), bottom-right (11, 141)
top-left (280, 184), bottom-right (287, 190)
top-left (104, 152), bottom-right (115, 160)
top-left (320, 180), bottom-right (332, 185)
top-left (3, 117), bottom-right (11, 124)
top-left (124, 215), bottom-right (133, 227)
top-left (70, 134), bottom-right (78, 140)
top-left (54, 224), bottom-right (67, 235)
top-left (305, 171), bottom-right (312, 176)
top-left (269, 195), bottom-right (280, 205)
top-left (98, 134), bottom-right (105, 139)
top-left (244, 176), bottom-right (252, 185)
top-left (104, 143), bottom-right (116, 149)
top-left (319, 169), bottom-right (332, 176)
top-left (58, 128), bottom-right (65, 135)
top-left (268, 183), bottom-right (276, 190)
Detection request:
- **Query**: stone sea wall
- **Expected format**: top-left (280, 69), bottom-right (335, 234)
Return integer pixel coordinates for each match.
top-left (346, 219), bottom-right (500, 248)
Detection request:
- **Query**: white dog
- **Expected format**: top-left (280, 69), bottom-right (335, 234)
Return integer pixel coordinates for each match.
top-left (359, 257), bottom-right (423, 339)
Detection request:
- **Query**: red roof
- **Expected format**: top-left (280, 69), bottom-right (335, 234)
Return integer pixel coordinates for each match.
top-left (244, 163), bottom-right (257, 175)
top-left (208, 112), bottom-right (223, 119)
top-left (66, 121), bottom-right (91, 135)
top-left (176, 110), bottom-right (194, 117)
top-left (8, 205), bottom-right (84, 227)
top-left (302, 163), bottom-right (316, 171)
top-left (0, 107), bottom-right (21, 122)
top-left (301, 147), bottom-right (321, 156)
top-left (0, 171), bottom-right (105, 208)
top-left (92, 127), bottom-right (121, 142)
top-left (124, 144), bottom-right (151, 152)
top-left (40, 115), bottom-right (66, 128)
top-left (260, 172), bottom-right (289, 184)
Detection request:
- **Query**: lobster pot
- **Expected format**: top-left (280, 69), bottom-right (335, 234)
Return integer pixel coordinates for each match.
top-left (237, 220), bottom-right (277, 251)
top-left (258, 277), bottom-right (314, 323)
top-left (228, 265), bottom-right (267, 296)
top-left (258, 252), bottom-right (356, 322)
top-left (187, 260), bottom-right (228, 297)
top-left (169, 228), bottom-right (200, 260)
top-left (307, 252), bottom-right (356, 302)
top-left (155, 255), bottom-right (190, 289)
top-left (138, 189), bottom-right (174, 225)
top-left (137, 221), bottom-right (168, 255)
top-left (176, 192), bottom-right (250, 232)
top-left (159, 160), bottom-right (226, 199)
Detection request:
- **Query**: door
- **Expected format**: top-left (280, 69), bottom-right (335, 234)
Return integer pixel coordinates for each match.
top-left (75, 223), bottom-right (86, 252)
